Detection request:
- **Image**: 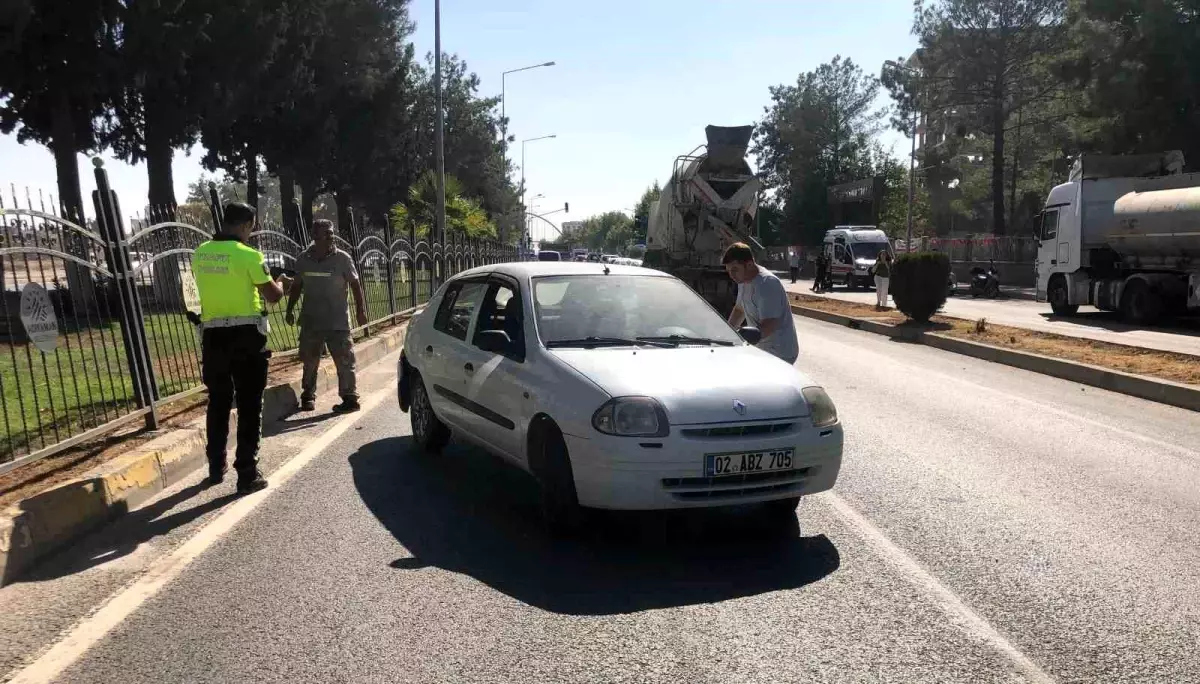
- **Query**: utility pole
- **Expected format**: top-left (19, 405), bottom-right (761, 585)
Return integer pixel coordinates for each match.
top-left (434, 0), bottom-right (446, 282)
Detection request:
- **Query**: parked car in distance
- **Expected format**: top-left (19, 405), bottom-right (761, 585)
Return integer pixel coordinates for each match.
top-left (536, 250), bottom-right (561, 262)
top-left (397, 261), bottom-right (844, 535)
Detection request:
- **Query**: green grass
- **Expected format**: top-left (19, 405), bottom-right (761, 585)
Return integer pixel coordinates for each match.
top-left (1, 269), bottom-right (439, 462)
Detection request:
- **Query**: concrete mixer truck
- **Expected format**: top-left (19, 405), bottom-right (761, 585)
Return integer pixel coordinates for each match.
top-left (641, 125), bottom-right (762, 316)
top-left (1036, 151), bottom-right (1200, 325)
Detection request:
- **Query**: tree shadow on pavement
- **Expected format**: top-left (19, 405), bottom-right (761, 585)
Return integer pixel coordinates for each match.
top-left (18, 484), bottom-right (239, 583)
top-left (350, 437), bottom-right (841, 617)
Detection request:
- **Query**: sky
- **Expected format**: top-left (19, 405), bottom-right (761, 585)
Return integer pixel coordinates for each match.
top-left (0, 0), bottom-right (918, 241)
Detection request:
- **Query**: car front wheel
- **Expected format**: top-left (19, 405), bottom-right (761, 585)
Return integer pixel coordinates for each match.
top-left (410, 373), bottom-right (450, 454)
top-left (533, 421), bottom-right (584, 537)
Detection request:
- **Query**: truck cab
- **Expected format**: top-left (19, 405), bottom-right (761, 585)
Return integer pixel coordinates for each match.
top-left (1035, 152), bottom-right (1200, 323)
top-left (823, 226), bottom-right (892, 290)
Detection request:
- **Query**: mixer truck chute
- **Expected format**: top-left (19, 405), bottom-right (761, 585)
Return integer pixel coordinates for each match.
top-left (642, 125), bottom-right (763, 315)
top-left (1036, 151), bottom-right (1200, 324)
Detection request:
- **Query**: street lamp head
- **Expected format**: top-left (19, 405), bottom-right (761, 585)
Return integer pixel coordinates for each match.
top-left (543, 61), bottom-right (556, 67)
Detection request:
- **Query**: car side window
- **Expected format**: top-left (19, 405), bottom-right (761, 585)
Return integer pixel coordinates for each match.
top-left (433, 281), bottom-right (487, 341)
top-left (834, 244), bottom-right (850, 264)
top-left (473, 281), bottom-right (524, 357)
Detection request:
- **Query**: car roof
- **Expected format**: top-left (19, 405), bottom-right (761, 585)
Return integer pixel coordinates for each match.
top-left (450, 261), bottom-right (671, 281)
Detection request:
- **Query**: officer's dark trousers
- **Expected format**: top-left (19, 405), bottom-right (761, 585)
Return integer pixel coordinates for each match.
top-left (202, 325), bottom-right (269, 475)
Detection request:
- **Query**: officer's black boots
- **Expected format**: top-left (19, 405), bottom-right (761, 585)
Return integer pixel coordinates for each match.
top-left (237, 470), bottom-right (268, 494)
top-left (207, 463), bottom-right (226, 487)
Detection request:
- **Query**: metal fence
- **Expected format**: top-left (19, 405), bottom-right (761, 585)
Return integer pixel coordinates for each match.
top-left (0, 162), bottom-right (518, 472)
top-left (895, 235), bottom-right (1040, 264)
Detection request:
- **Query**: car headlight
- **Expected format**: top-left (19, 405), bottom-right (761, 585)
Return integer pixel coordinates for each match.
top-left (802, 386), bottom-right (839, 428)
top-left (592, 397), bottom-right (669, 437)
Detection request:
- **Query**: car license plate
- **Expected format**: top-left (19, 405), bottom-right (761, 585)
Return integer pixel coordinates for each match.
top-left (705, 448), bottom-right (795, 477)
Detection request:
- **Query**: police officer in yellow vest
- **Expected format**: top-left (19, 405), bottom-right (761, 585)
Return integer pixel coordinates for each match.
top-left (193, 202), bottom-right (292, 493)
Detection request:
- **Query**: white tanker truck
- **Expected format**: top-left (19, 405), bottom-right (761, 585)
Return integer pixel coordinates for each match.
top-left (641, 125), bottom-right (762, 316)
top-left (1037, 151), bottom-right (1200, 324)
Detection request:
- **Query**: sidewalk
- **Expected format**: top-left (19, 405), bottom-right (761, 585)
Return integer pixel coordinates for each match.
top-left (785, 278), bottom-right (1200, 357)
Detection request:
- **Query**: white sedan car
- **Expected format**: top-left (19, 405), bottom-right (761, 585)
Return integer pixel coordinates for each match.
top-left (397, 262), bottom-right (843, 532)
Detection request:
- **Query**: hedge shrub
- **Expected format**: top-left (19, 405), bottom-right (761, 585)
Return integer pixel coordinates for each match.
top-left (891, 252), bottom-right (950, 323)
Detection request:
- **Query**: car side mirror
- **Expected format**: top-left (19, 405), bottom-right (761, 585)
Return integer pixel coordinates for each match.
top-left (738, 326), bottom-right (762, 345)
top-left (477, 329), bottom-right (514, 354)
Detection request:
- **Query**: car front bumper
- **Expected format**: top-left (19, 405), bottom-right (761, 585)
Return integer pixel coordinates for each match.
top-left (563, 420), bottom-right (843, 511)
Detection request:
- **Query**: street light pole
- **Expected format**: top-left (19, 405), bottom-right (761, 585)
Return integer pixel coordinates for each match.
top-left (906, 107), bottom-right (917, 250)
top-left (434, 0), bottom-right (446, 270)
top-left (885, 60), bottom-right (921, 251)
top-left (501, 61), bottom-right (555, 249)
top-left (501, 61), bottom-right (556, 169)
top-left (520, 134), bottom-right (556, 245)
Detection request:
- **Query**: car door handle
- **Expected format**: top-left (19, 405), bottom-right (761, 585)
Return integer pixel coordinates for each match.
top-left (464, 362), bottom-right (474, 373)
top-left (1050, 260), bottom-right (1057, 265)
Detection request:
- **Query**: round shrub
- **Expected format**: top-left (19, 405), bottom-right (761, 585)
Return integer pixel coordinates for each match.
top-left (891, 252), bottom-right (950, 323)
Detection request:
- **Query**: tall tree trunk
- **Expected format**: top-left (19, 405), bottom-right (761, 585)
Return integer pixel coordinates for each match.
top-left (991, 101), bottom-right (1007, 236)
top-left (1009, 107), bottom-right (1023, 232)
top-left (244, 148), bottom-right (259, 212)
top-left (144, 96), bottom-right (176, 212)
top-left (50, 89), bottom-right (94, 314)
top-left (279, 166), bottom-right (298, 241)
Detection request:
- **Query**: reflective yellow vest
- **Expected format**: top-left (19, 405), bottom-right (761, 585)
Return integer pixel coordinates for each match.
top-left (193, 235), bottom-right (272, 326)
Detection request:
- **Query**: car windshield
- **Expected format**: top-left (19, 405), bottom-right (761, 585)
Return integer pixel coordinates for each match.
top-left (533, 275), bottom-right (742, 347)
top-left (851, 243), bottom-right (890, 260)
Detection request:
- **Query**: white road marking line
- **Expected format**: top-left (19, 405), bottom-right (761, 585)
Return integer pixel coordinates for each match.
top-left (794, 314), bottom-right (1199, 460)
top-left (8, 382), bottom-right (396, 684)
top-left (823, 491), bottom-right (1056, 684)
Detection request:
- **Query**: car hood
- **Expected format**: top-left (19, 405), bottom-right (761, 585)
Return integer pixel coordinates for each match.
top-left (550, 345), bottom-right (814, 425)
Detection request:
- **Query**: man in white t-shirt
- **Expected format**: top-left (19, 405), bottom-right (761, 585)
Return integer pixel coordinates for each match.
top-left (723, 242), bottom-right (799, 364)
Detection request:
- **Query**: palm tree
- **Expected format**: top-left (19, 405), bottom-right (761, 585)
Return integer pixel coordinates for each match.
top-left (389, 171), bottom-right (497, 240)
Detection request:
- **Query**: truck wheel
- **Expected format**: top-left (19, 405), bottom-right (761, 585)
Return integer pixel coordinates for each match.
top-left (1048, 277), bottom-right (1078, 316)
top-left (1119, 280), bottom-right (1162, 325)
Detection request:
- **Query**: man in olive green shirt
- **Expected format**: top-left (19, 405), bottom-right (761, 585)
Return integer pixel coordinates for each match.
top-left (285, 219), bottom-right (368, 413)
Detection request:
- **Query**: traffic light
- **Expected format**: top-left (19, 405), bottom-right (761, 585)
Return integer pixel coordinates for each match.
top-left (564, 202), bottom-right (569, 214)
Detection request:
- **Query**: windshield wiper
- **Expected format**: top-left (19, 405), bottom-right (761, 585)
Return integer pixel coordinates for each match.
top-left (636, 335), bottom-right (735, 347)
top-left (545, 336), bottom-right (675, 349)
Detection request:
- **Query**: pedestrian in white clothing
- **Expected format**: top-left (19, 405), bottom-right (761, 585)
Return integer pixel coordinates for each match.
top-left (874, 250), bottom-right (893, 308)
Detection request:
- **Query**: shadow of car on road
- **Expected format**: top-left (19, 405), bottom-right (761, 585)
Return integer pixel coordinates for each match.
top-left (350, 436), bottom-right (840, 617)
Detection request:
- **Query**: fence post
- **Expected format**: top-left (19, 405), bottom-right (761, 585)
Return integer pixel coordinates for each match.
top-left (93, 160), bottom-right (160, 430)
top-left (384, 214), bottom-right (396, 318)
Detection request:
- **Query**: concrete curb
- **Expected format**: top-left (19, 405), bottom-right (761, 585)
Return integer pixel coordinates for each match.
top-left (789, 302), bottom-right (1200, 413)
top-left (0, 320), bottom-right (412, 586)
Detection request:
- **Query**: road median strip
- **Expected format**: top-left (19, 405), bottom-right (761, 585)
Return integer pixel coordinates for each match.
top-left (0, 317), bottom-right (413, 587)
top-left (789, 294), bottom-right (1200, 413)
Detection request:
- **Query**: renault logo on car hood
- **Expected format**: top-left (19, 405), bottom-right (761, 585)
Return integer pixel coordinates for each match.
top-left (732, 400), bottom-right (746, 415)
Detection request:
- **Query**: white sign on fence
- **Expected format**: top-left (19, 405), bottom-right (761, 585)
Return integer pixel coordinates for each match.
top-left (19, 282), bottom-right (59, 353)
top-left (180, 267), bottom-right (201, 314)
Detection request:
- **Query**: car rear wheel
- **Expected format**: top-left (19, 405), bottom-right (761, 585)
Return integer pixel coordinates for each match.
top-left (410, 373), bottom-right (450, 454)
top-left (533, 421), bottom-right (584, 537)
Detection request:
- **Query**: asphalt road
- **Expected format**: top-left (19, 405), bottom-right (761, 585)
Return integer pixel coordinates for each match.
top-left (785, 277), bottom-right (1200, 357)
top-left (3, 316), bottom-right (1199, 683)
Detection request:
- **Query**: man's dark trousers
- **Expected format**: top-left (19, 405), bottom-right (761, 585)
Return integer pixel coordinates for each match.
top-left (202, 325), bottom-right (269, 478)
